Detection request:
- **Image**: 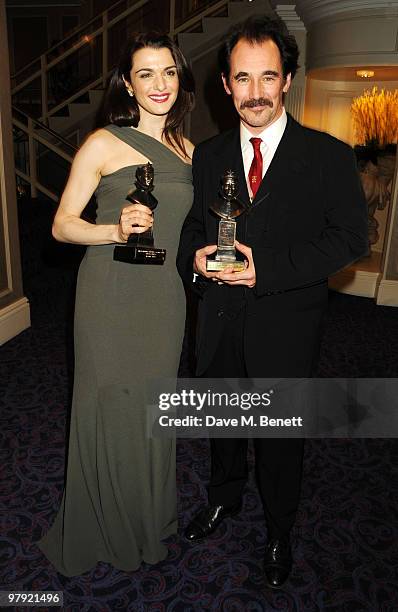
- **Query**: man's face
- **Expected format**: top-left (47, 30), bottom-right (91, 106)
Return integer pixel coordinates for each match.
top-left (222, 38), bottom-right (291, 134)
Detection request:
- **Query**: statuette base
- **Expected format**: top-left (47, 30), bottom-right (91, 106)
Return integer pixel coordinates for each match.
top-left (206, 259), bottom-right (245, 272)
top-left (114, 244), bottom-right (166, 265)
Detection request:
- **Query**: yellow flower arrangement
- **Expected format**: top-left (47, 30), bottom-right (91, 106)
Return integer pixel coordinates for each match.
top-left (351, 86), bottom-right (398, 147)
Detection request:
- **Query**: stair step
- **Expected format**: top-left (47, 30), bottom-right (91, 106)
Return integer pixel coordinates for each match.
top-left (202, 16), bottom-right (230, 35)
top-left (46, 87), bottom-right (105, 141)
top-left (51, 107), bottom-right (70, 117)
top-left (88, 89), bottom-right (105, 104)
top-left (179, 0), bottom-right (274, 58)
top-left (68, 103), bottom-right (92, 117)
top-left (48, 117), bottom-right (67, 131)
top-left (228, 0), bottom-right (273, 20)
top-left (73, 92), bottom-right (90, 104)
top-left (178, 32), bottom-right (205, 45)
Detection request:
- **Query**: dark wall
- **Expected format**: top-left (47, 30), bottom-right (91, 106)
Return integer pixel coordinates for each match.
top-left (190, 46), bottom-right (238, 144)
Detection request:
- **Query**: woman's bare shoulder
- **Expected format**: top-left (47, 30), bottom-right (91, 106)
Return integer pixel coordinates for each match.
top-left (76, 128), bottom-right (124, 169)
top-left (81, 127), bottom-right (117, 151)
top-left (68, 129), bottom-right (119, 178)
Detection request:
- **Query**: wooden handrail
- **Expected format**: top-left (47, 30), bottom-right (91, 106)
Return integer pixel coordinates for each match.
top-left (12, 111), bottom-right (76, 201)
top-left (12, 106), bottom-right (78, 153)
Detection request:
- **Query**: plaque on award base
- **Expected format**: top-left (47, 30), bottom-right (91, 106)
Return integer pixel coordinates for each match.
top-left (206, 170), bottom-right (248, 272)
top-left (206, 219), bottom-right (245, 271)
top-left (113, 163), bottom-right (166, 265)
top-left (206, 260), bottom-right (246, 271)
top-left (113, 243), bottom-right (166, 265)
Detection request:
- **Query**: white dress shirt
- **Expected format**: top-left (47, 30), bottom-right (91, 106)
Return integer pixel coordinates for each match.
top-left (241, 108), bottom-right (287, 198)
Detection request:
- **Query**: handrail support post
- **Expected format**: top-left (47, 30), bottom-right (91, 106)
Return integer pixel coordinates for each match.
top-left (40, 54), bottom-right (48, 125)
top-left (169, 0), bottom-right (175, 37)
top-left (27, 117), bottom-right (38, 198)
top-left (102, 10), bottom-right (108, 88)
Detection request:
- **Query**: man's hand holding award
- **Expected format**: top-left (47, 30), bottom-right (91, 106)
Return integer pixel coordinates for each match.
top-left (193, 169), bottom-right (256, 288)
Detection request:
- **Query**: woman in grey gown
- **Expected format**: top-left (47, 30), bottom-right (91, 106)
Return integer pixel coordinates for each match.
top-left (37, 32), bottom-right (195, 576)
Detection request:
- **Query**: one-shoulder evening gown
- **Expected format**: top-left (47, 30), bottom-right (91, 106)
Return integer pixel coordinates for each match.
top-left (38, 126), bottom-right (193, 576)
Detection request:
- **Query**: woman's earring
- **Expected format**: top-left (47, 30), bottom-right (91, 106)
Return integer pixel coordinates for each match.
top-left (127, 89), bottom-right (135, 98)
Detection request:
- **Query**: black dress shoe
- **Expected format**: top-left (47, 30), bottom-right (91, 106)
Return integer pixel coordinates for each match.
top-left (264, 537), bottom-right (292, 588)
top-left (184, 502), bottom-right (241, 541)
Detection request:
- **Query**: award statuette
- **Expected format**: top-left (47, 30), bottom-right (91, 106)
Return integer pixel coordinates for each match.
top-left (206, 169), bottom-right (248, 272)
top-left (113, 163), bottom-right (166, 265)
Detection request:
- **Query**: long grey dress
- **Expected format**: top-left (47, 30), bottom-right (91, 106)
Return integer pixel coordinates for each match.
top-left (38, 126), bottom-right (193, 576)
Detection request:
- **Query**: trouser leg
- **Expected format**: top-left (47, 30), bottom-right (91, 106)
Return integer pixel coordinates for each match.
top-left (203, 307), bottom-right (248, 507)
top-left (253, 437), bottom-right (304, 538)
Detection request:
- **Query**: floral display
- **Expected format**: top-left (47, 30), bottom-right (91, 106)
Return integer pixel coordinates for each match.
top-left (351, 86), bottom-right (398, 147)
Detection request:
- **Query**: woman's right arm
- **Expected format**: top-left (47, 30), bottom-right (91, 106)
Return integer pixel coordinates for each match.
top-left (52, 131), bottom-right (153, 245)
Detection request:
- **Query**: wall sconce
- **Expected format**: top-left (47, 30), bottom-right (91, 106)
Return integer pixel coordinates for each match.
top-left (356, 70), bottom-right (375, 78)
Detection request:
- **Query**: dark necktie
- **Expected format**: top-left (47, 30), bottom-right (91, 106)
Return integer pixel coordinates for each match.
top-left (248, 137), bottom-right (263, 199)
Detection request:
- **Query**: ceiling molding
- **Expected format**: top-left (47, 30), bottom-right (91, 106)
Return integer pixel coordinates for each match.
top-left (296, 0), bottom-right (398, 25)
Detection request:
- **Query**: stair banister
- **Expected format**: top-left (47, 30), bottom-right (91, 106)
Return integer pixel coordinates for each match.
top-left (12, 107), bottom-right (78, 202)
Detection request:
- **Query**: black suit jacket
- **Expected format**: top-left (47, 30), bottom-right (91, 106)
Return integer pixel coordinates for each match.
top-left (177, 114), bottom-right (368, 376)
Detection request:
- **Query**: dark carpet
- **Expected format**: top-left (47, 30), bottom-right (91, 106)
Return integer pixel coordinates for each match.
top-left (0, 198), bottom-right (397, 611)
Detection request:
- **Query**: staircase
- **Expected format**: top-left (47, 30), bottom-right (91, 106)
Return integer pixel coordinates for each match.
top-left (47, 90), bottom-right (105, 144)
top-left (11, 0), bottom-right (262, 141)
top-left (178, 0), bottom-right (271, 61)
top-left (41, 0), bottom-right (266, 144)
top-left (10, 0), bottom-right (271, 201)
top-left (13, 107), bottom-right (77, 203)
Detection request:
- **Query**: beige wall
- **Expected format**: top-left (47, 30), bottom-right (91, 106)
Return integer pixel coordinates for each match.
top-left (0, 0), bottom-right (30, 344)
top-left (0, 188), bottom-right (8, 293)
top-left (385, 167), bottom-right (398, 280)
top-left (306, 14), bottom-right (398, 72)
top-left (303, 78), bottom-right (398, 145)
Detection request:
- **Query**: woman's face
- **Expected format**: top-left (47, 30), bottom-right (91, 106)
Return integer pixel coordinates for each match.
top-left (127, 46), bottom-right (179, 118)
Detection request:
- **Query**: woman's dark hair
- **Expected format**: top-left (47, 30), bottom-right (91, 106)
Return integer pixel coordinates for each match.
top-left (219, 15), bottom-right (299, 81)
top-left (99, 32), bottom-right (195, 158)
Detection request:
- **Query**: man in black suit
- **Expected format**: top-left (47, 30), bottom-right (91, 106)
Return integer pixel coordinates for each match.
top-left (177, 15), bottom-right (368, 588)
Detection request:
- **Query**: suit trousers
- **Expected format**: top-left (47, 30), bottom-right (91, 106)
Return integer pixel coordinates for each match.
top-left (203, 303), bottom-right (304, 539)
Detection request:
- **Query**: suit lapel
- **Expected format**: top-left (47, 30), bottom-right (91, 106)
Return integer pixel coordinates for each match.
top-left (209, 114), bottom-right (309, 215)
top-left (232, 130), bottom-right (251, 209)
top-left (250, 113), bottom-right (308, 208)
top-left (212, 128), bottom-right (251, 209)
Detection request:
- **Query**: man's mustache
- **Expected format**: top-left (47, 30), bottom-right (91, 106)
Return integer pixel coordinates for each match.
top-left (240, 98), bottom-right (273, 109)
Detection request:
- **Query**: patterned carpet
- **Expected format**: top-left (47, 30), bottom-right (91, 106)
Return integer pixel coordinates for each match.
top-left (0, 198), bottom-right (397, 611)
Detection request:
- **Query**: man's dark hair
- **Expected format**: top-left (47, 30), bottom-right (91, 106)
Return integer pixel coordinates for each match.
top-left (219, 15), bottom-right (299, 81)
top-left (98, 31), bottom-right (195, 158)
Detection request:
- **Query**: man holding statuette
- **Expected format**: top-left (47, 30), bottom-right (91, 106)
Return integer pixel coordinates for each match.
top-left (177, 15), bottom-right (368, 588)
top-left (206, 169), bottom-right (248, 272)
